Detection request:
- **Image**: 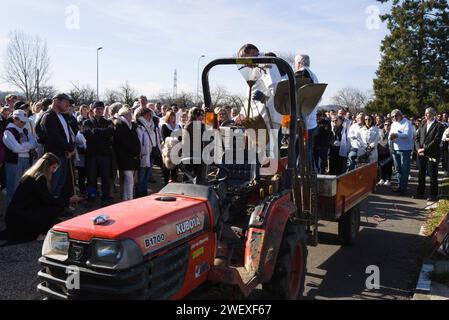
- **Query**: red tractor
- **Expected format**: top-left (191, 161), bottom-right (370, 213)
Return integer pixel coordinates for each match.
top-left (37, 57), bottom-right (371, 300)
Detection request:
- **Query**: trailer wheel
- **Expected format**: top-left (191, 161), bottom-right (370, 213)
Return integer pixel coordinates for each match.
top-left (338, 206), bottom-right (361, 246)
top-left (263, 222), bottom-right (308, 300)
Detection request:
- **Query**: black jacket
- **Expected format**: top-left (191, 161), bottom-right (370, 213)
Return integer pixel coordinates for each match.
top-left (36, 110), bottom-right (75, 158)
top-left (63, 114), bottom-right (79, 136)
top-left (314, 119), bottom-right (333, 149)
top-left (83, 117), bottom-right (114, 156)
top-left (113, 118), bottom-right (140, 171)
top-left (5, 175), bottom-right (68, 240)
top-left (415, 121), bottom-right (445, 159)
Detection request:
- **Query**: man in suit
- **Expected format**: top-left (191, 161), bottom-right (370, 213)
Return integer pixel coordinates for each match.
top-left (36, 93), bottom-right (76, 198)
top-left (414, 107), bottom-right (445, 202)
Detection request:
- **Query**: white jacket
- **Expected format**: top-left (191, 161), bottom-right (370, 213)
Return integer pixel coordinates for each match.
top-left (3, 123), bottom-right (37, 158)
top-left (348, 123), bottom-right (363, 150)
top-left (137, 125), bottom-right (152, 168)
top-left (358, 126), bottom-right (380, 163)
top-left (242, 64), bottom-right (283, 129)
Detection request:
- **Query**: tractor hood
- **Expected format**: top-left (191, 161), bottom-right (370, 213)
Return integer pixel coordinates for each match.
top-left (53, 194), bottom-right (211, 255)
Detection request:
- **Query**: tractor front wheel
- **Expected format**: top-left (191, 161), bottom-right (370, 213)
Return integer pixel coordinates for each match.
top-left (263, 222), bottom-right (308, 300)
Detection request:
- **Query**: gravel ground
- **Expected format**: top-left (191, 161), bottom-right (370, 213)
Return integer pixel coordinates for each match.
top-left (0, 239), bottom-right (43, 300)
top-left (0, 168), bottom-right (166, 300)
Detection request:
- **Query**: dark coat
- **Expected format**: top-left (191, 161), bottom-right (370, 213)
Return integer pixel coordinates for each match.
top-left (415, 121), bottom-right (445, 159)
top-left (113, 118), bottom-right (140, 171)
top-left (36, 110), bottom-right (75, 158)
top-left (5, 175), bottom-right (68, 241)
top-left (83, 117), bottom-right (114, 156)
top-left (314, 118), bottom-right (333, 149)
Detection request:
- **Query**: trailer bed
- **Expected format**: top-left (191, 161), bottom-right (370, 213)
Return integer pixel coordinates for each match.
top-left (316, 163), bottom-right (378, 221)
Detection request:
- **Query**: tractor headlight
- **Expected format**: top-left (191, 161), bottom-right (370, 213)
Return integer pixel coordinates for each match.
top-left (87, 239), bottom-right (143, 270)
top-left (42, 230), bottom-right (70, 261)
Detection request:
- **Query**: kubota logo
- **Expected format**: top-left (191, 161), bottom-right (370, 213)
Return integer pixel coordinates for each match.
top-left (176, 216), bottom-right (201, 235)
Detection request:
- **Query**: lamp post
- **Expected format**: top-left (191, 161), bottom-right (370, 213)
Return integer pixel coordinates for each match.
top-left (197, 55), bottom-right (206, 104)
top-left (97, 47), bottom-right (103, 101)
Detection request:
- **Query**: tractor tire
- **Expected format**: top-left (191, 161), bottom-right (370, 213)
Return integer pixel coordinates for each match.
top-left (338, 206), bottom-right (361, 246)
top-left (263, 222), bottom-right (308, 300)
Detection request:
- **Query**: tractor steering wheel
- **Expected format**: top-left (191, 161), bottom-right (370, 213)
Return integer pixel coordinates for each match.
top-left (179, 158), bottom-right (230, 185)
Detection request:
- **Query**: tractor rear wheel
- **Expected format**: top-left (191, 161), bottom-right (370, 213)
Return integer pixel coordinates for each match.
top-left (338, 206), bottom-right (361, 246)
top-left (263, 222), bottom-right (308, 300)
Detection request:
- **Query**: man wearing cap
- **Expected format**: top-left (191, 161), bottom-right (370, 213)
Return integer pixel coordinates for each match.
top-left (36, 93), bottom-right (76, 198)
top-left (83, 101), bottom-right (115, 207)
top-left (2, 110), bottom-right (37, 204)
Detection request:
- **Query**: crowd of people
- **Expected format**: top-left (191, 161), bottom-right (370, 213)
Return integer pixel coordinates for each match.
top-left (0, 93), bottom-right (216, 241)
top-left (311, 106), bottom-right (448, 202)
top-left (0, 47), bottom-right (447, 243)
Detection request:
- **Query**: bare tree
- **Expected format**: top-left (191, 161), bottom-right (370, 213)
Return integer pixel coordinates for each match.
top-left (69, 82), bottom-right (96, 106)
top-left (332, 88), bottom-right (371, 113)
top-left (176, 91), bottom-right (195, 107)
top-left (119, 81), bottom-right (138, 106)
top-left (4, 30), bottom-right (51, 101)
top-left (223, 94), bottom-right (246, 109)
top-left (103, 89), bottom-right (121, 105)
top-left (39, 85), bottom-right (57, 99)
top-left (277, 52), bottom-right (296, 68)
top-left (211, 86), bottom-right (229, 107)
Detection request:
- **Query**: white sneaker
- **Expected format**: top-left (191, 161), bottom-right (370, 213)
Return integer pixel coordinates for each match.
top-left (384, 180), bottom-right (391, 186)
top-left (377, 180), bottom-right (385, 186)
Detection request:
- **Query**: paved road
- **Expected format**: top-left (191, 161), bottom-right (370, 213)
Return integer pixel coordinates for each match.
top-left (304, 173), bottom-right (429, 300)
top-left (0, 170), bottom-right (431, 300)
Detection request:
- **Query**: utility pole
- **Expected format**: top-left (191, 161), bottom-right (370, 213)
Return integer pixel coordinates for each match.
top-left (173, 69), bottom-right (178, 100)
top-left (97, 47), bottom-right (103, 101)
top-left (197, 55), bottom-right (205, 104)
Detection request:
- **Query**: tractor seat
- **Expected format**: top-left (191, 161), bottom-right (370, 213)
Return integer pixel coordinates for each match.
top-left (218, 149), bottom-right (259, 195)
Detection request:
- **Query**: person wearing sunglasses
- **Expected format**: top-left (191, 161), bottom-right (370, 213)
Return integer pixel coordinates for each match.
top-left (347, 112), bottom-right (365, 171)
top-left (358, 115), bottom-right (380, 164)
top-left (378, 121), bottom-right (393, 186)
top-left (389, 109), bottom-right (414, 196)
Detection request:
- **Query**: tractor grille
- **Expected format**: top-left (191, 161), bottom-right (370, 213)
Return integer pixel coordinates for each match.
top-left (147, 244), bottom-right (190, 300)
top-left (38, 242), bottom-right (189, 300)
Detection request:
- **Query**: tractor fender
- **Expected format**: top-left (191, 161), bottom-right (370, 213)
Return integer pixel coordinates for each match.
top-left (244, 192), bottom-right (297, 283)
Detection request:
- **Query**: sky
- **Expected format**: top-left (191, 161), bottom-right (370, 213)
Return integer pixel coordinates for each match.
top-left (0, 0), bottom-right (390, 104)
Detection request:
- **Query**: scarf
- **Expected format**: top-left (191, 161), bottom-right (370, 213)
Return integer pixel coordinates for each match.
top-left (138, 117), bottom-right (157, 148)
top-left (120, 116), bottom-right (132, 130)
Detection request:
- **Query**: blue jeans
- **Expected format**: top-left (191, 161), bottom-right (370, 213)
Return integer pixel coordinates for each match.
top-left (5, 158), bottom-right (31, 205)
top-left (137, 167), bottom-right (151, 196)
top-left (347, 148), bottom-right (358, 171)
top-left (51, 157), bottom-right (68, 198)
top-left (393, 150), bottom-right (412, 192)
top-left (148, 157), bottom-right (154, 181)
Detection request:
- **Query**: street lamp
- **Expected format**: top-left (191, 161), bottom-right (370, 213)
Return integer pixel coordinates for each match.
top-left (97, 47), bottom-right (103, 101)
top-left (197, 55), bottom-right (206, 104)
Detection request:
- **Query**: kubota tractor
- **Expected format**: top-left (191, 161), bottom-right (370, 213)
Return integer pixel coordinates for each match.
top-left (37, 57), bottom-right (325, 300)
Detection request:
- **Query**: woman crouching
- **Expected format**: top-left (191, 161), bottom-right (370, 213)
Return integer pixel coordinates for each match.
top-left (3, 153), bottom-right (82, 242)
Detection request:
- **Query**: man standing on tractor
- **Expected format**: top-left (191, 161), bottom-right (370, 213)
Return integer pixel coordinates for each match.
top-left (237, 43), bottom-right (283, 132)
top-left (294, 53), bottom-right (320, 171)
